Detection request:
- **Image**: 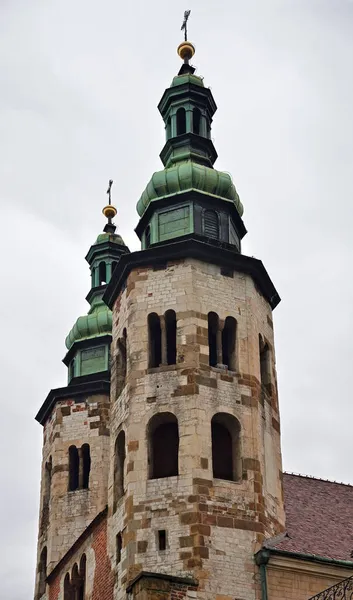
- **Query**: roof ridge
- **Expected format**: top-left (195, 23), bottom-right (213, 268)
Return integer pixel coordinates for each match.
top-left (284, 471), bottom-right (353, 488)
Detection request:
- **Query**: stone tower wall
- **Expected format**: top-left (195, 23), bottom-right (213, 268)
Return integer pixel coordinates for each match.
top-left (34, 392), bottom-right (110, 597)
top-left (108, 258), bottom-right (284, 600)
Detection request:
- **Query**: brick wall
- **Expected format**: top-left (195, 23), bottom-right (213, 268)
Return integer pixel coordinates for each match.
top-left (48, 513), bottom-right (114, 600)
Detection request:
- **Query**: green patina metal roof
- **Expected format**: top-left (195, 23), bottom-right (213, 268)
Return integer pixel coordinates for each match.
top-left (65, 297), bottom-right (112, 350)
top-left (95, 231), bottom-right (125, 246)
top-left (171, 73), bottom-right (204, 88)
top-left (136, 160), bottom-right (244, 217)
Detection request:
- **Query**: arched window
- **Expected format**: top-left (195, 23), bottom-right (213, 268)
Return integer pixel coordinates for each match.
top-left (165, 310), bottom-right (177, 365)
top-left (116, 328), bottom-right (127, 397)
top-left (222, 316), bottom-right (236, 370)
top-left (203, 210), bottom-right (219, 239)
top-left (64, 573), bottom-right (72, 600)
top-left (145, 225), bottom-right (151, 249)
top-left (44, 456), bottom-right (52, 506)
top-left (211, 413), bottom-right (241, 481)
top-left (193, 108), bottom-right (201, 135)
top-left (208, 312), bottom-right (219, 367)
top-left (176, 108), bottom-right (186, 135)
top-left (78, 555), bottom-right (86, 600)
top-left (81, 444), bottom-right (91, 489)
top-left (37, 546), bottom-right (47, 598)
top-left (68, 446), bottom-right (79, 491)
top-left (148, 313), bottom-right (162, 368)
top-left (259, 335), bottom-right (271, 388)
top-left (99, 261), bottom-right (107, 285)
top-left (148, 413), bottom-right (179, 479)
top-left (114, 431), bottom-right (126, 508)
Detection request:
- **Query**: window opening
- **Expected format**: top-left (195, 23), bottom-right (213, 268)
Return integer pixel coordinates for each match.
top-left (114, 431), bottom-right (126, 508)
top-left (158, 530), bottom-right (167, 551)
top-left (98, 261), bottom-right (107, 285)
top-left (148, 413), bottom-right (179, 479)
top-left (145, 225), bottom-right (151, 248)
top-left (259, 335), bottom-right (271, 388)
top-left (148, 313), bottom-right (162, 368)
top-left (203, 210), bottom-right (219, 239)
top-left (208, 312), bottom-right (219, 367)
top-left (37, 546), bottom-right (47, 598)
top-left (116, 328), bottom-right (127, 397)
top-left (68, 446), bottom-right (79, 491)
top-left (165, 310), bottom-right (177, 365)
top-left (211, 413), bottom-right (241, 481)
top-left (81, 444), bottom-right (91, 489)
top-left (166, 116), bottom-right (171, 139)
top-left (193, 108), bottom-right (201, 135)
top-left (116, 532), bottom-right (122, 564)
top-left (222, 316), bottom-right (236, 370)
top-left (176, 108), bottom-right (186, 135)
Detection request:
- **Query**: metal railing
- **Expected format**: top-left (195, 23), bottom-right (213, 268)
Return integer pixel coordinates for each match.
top-left (309, 576), bottom-right (353, 599)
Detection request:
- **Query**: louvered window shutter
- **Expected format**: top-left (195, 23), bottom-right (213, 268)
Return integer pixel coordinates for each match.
top-left (204, 210), bottom-right (219, 239)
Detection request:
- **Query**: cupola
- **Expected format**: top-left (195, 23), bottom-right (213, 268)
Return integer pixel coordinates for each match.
top-left (135, 41), bottom-right (247, 252)
top-left (63, 183), bottom-right (130, 384)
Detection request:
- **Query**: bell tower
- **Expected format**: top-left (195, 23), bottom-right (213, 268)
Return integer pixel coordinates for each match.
top-left (33, 192), bottom-right (129, 600)
top-left (103, 40), bottom-right (285, 600)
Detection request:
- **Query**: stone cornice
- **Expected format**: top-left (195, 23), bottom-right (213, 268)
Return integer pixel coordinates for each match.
top-left (35, 377), bottom-right (110, 426)
top-left (103, 234), bottom-right (280, 311)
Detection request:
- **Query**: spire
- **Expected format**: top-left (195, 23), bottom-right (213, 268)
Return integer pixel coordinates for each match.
top-left (134, 20), bottom-right (246, 252)
top-left (63, 185), bottom-right (130, 384)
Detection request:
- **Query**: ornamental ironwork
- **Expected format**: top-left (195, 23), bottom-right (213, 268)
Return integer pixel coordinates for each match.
top-left (309, 576), bottom-right (353, 599)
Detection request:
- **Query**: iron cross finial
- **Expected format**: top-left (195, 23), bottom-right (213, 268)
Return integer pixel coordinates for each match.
top-left (181, 10), bottom-right (191, 41)
top-left (107, 179), bottom-right (113, 205)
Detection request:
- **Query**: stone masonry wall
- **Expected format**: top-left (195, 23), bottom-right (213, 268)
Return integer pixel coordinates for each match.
top-left (108, 258), bottom-right (285, 600)
top-left (35, 391), bottom-right (110, 596)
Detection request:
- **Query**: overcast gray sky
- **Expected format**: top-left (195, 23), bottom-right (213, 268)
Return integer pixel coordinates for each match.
top-left (0, 1), bottom-right (352, 598)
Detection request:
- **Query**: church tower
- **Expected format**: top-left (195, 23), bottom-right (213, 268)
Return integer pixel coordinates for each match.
top-left (33, 34), bottom-right (285, 600)
top-left (103, 40), bottom-right (285, 600)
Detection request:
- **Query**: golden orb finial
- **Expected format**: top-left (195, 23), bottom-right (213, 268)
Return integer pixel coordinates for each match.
top-left (102, 204), bottom-right (117, 220)
top-left (177, 41), bottom-right (195, 62)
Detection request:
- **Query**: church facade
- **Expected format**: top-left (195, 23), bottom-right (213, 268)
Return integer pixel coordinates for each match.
top-left (33, 40), bottom-right (353, 600)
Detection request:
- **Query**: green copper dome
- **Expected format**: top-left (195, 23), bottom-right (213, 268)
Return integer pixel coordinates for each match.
top-left (171, 73), bottom-right (204, 88)
top-left (136, 160), bottom-right (244, 217)
top-left (65, 298), bottom-right (112, 350)
top-left (95, 231), bottom-right (126, 246)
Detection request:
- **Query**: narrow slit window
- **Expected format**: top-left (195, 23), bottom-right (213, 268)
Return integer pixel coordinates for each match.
top-left (114, 431), bottom-right (126, 507)
top-left (98, 261), bottom-right (107, 285)
top-left (165, 310), bottom-right (177, 365)
top-left (81, 444), bottom-right (91, 489)
top-left (176, 108), bottom-right (186, 135)
top-left (193, 108), bottom-right (201, 135)
top-left (158, 530), bottom-right (167, 551)
top-left (116, 532), bottom-right (122, 564)
top-left (259, 335), bottom-right (271, 388)
top-left (37, 546), bottom-right (47, 598)
top-left (68, 446), bottom-right (79, 491)
top-left (222, 316), bottom-right (236, 370)
top-left (208, 312), bottom-right (219, 367)
top-left (148, 313), bottom-right (162, 368)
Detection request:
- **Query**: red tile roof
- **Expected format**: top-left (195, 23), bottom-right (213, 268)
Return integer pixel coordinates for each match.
top-left (266, 473), bottom-right (353, 561)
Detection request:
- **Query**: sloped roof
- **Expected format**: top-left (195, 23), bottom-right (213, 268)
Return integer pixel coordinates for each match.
top-left (266, 473), bottom-right (353, 561)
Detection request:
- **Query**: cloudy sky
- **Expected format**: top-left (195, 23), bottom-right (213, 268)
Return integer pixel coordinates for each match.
top-left (0, 1), bottom-right (352, 598)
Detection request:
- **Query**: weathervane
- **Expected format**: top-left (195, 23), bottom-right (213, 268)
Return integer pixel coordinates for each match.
top-left (181, 9), bottom-right (191, 41)
top-left (102, 178), bottom-right (117, 233)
